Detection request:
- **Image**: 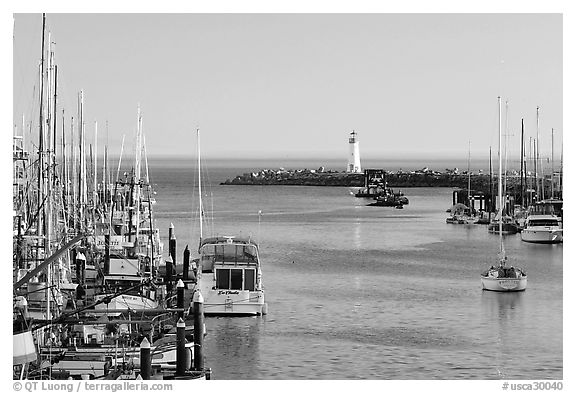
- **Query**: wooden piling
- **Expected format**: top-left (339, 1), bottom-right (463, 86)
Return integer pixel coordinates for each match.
top-left (165, 256), bottom-right (173, 293)
top-left (176, 279), bottom-right (184, 320)
top-left (140, 337), bottom-right (151, 380)
top-left (169, 223), bottom-right (177, 265)
top-left (183, 245), bottom-right (190, 280)
top-left (104, 234), bottom-right (110, 274)
top-left (176, 318), bottom-right (186, 376)
top-left (193, 291), bottom-right (204, 372)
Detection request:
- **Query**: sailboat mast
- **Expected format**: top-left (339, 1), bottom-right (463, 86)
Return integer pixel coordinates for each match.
top-left (489, 146), bottom-right (492, 220)
top-left (503, 100), bottom-right (509, 216)
top-left (520, 119), bottom-right (524, 208)
top-left (197, 128), bottom-right (203, 240)
top-left (551, 128), bottom-right (554, 199)
top-left (533, 138), bottom-right (537, 204)
top-left (498, 97), bottom-right (503, 246)
top-left (467, 140), bottom-right (471, 207)
top-left (536, 106), bottom-right (541, 200)
top-left (94, 121), bottom-right (98, 208)
top-left (52, 64), bottom-right (58, 187)
top-left (37, 13), bottom-right (46, 240)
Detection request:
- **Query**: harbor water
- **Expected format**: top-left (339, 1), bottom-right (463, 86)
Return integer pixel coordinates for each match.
top-left (151, 160), bottom-right (563, 380)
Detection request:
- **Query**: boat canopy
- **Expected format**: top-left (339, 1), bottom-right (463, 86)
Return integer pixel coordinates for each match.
top-left (526, 216), bottom-right (561, 226)
top-left (199, 237), bottom-right (259, 271)
top-left (199, 236), bottom-right (259, 249)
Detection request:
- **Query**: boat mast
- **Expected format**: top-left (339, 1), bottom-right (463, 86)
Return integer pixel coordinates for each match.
top-left (551, 128), bottom-right (554, 199)
top-left (520, 119), bottom-right (525, 209)
top-left (533, 138), bottom-right (537, 204)
top-left (498, 97), bottom-right (503, 253)
top-left (536, 106), bottom-right (542, 200)
top-left (489, 146), bottom-right (492, 220)
top-left (52, 64), bottom-right (58, 187)
top-left (94, 121), bottom-right (98, 210)
top-left (467, 140), bottom-right (471, 209)
top-left (197, 128), bottom-right (203, 240)
top-left (37, 13), bottom-right (46, 244)
top-left (503, 100), bottom-right (509, 216)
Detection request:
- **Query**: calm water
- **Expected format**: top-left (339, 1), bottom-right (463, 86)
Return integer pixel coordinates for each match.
top-left (149, 161), bottom-right (563, 380)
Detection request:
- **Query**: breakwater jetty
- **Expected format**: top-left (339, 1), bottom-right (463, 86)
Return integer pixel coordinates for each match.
top-left (221, 166), bottom-right (550, 210)
top-left (222, 167), bottom-right (495, 189)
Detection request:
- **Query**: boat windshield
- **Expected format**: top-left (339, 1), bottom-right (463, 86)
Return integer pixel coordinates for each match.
top-left (527, 219), bottom-right (560, 227)
top-left (529, 202), bottom-right (563, 217)
top-left (201, 243), bottom-right (258, 263)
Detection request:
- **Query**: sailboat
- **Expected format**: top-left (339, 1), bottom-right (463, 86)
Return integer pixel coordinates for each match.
top-left (192, 129), bottom-right (267, 315)
top-left (481, 97), bottom-right (527, 292)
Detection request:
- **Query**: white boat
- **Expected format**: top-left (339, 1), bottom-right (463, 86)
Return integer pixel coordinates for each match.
top-left (191, 129), bottom-right (267, 316)
top-left (196, 236), bottom-right (266, 315)
top-left (521, 215), bottom-right (563, 244)
top-left (93, 293), bottom-right (159, 316)
top-left (481, 255), bottom-right (527, 292)
top-left (481, 97), bottom-right (527, 292)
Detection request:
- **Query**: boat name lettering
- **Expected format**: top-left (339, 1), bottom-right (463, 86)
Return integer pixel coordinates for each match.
top-left (218, 290), bottom-right (240, 295)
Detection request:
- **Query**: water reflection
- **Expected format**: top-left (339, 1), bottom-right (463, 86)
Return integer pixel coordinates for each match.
top-left (481, 291), bottom-right (523, 320)
top-left (353, 221), bottom-right (362, 250)
top-left (204, 317), bottom-right (263, 379)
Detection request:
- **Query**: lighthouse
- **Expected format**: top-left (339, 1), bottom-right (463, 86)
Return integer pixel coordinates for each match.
top-left (347, 130), bottom-right (362, 173)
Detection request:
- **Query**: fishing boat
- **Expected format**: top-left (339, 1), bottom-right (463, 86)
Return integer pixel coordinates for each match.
top-left (191, 129), bottom-right (267, 316)
top-left (521, 200), bottom-right (563, 244)
top-left (481, 97), bottom-right (527, 292)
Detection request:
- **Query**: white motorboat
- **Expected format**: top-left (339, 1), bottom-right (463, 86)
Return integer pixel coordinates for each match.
top-left (521, 215), bottom-right (563, 243)
top-left (196, 236), bottom-right (266, 315)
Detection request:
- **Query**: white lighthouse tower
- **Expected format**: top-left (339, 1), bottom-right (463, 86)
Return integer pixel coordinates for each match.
top-left (347, 130), bottom-right (362, 173)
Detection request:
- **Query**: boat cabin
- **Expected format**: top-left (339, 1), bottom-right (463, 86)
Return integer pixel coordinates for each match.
top-left (198, 237), bottom-right (260, 292)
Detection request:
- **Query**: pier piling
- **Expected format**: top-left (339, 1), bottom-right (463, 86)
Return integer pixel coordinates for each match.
top-left (176, 318), bottom-right (186, 376)
top-left (104, 234), bottom-right (110, 274)
top-left (165, 256), bottom-right (173, 293)
top-left (183, 245), bottom-right (190, 280)
top-left (169, 223), bottom-right (177, 265)
top-left (193, 291), bottom-right (204, 372)
top-left (140, 337), bottom-right (151, 380)
top-left (176, 279), bottom-right (184, 320)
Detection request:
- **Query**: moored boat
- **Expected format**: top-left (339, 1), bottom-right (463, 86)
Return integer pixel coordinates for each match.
top-left (521, 214), bottom-right (563, 244)
top-left (196, 236), bottom-right (266, 315)
top-left (481, 96), bottom-right (527, 292)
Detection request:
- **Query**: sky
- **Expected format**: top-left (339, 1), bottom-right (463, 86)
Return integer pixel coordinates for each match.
top-left (12, 12), bottom-right (563, 163)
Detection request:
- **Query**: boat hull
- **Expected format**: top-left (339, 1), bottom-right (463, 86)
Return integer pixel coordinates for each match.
top-left (202, 290), bottom-right (266, 316)
top-left (93, 294), bottom-right (159, 316)
top-left (488, 222), bottom-right (519, 234)
top-left (481, 276), bottom-right (527, 292)
top-left (521, 228), bottom-right (563, 243)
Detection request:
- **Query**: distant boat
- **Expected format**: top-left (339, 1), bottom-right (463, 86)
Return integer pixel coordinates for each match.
top-left (481, 97), bottom-right (527, 292)
top-left (487, 215), bottom-right (520, 234)
top-left (446, 203), bottom-right (473, 224)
